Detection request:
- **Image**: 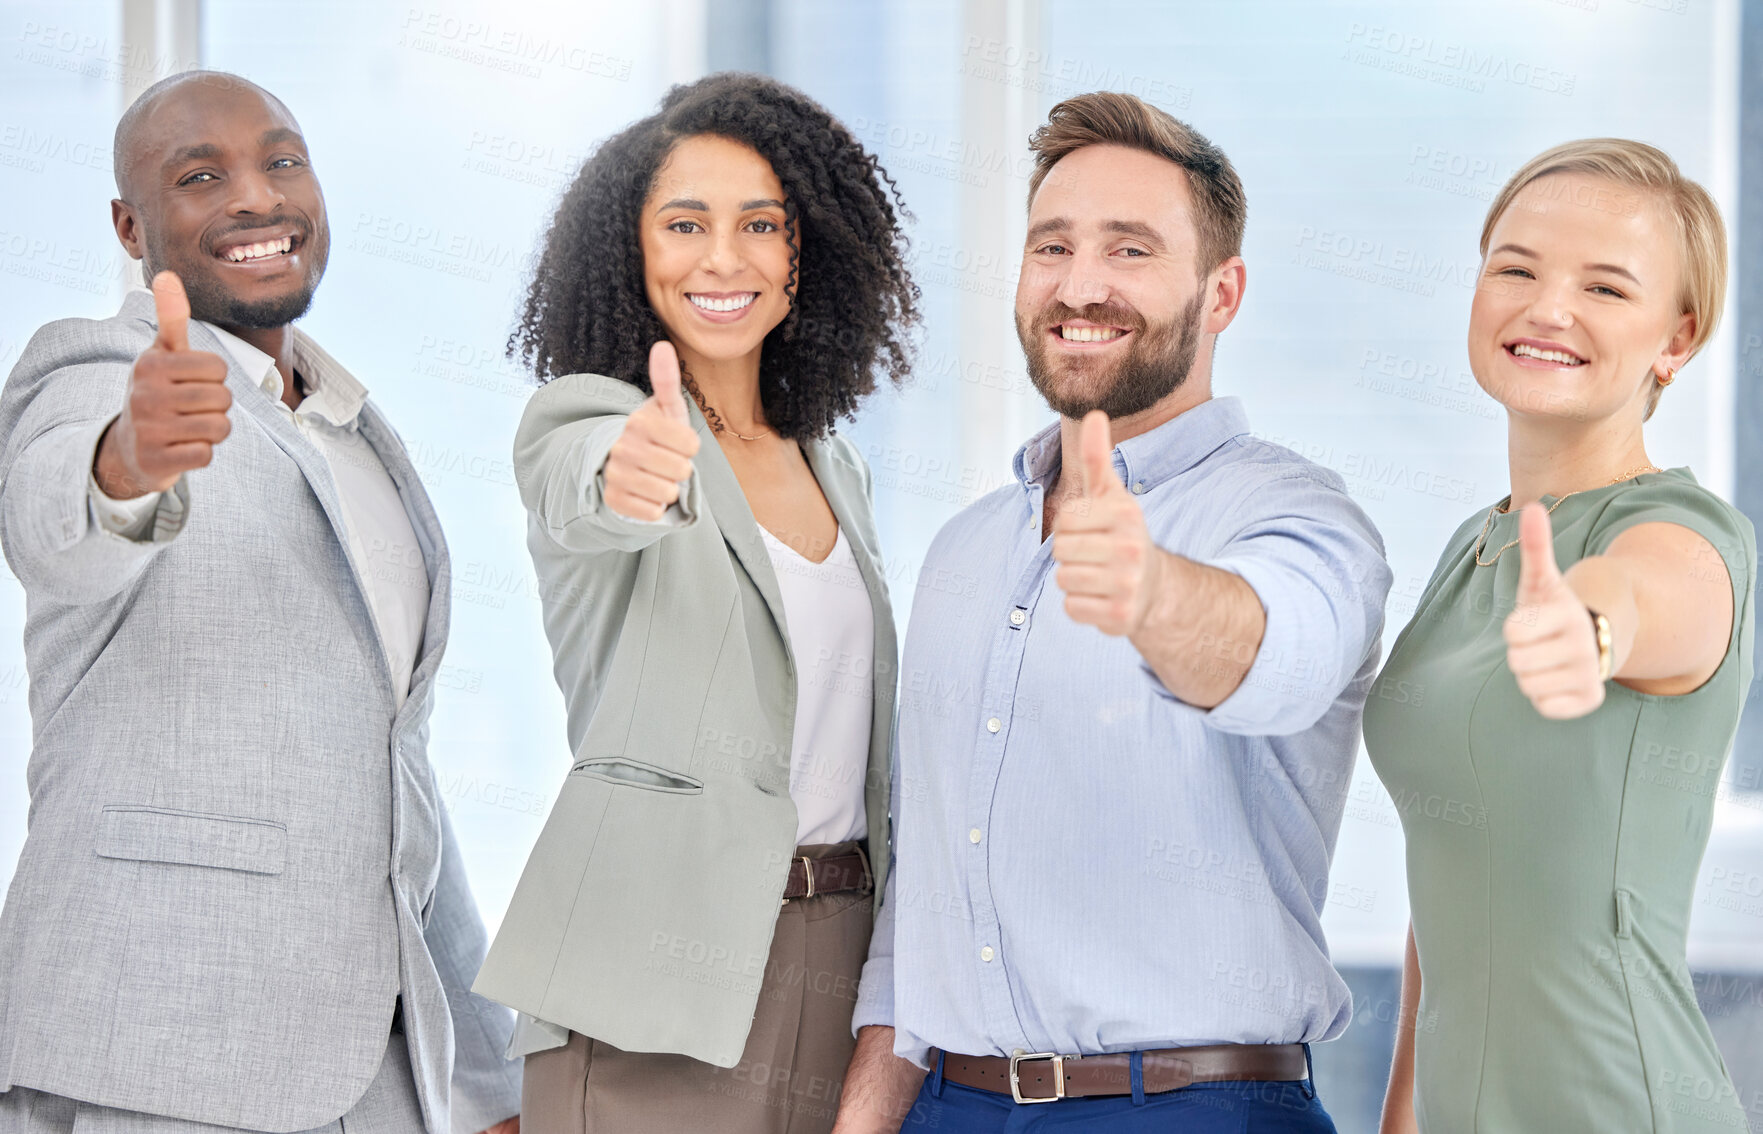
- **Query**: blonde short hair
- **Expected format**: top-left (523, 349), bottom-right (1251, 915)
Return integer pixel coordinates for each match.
top-left (1480, 139), bottom-right (1728, 418)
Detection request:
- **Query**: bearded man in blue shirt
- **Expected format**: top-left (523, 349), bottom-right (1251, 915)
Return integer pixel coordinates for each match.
top-left (831, 92), bottom-right (1393, 1133)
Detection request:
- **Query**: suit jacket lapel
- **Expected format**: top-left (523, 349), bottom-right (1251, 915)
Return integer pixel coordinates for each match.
top-left (178, 315), bottom-right (360, 554)
top-left (123, 292), bottom-right (447, 718)
top-left (142, 292), bottom-right (386, 705)
top-left (204, 331), bottom-right (398, 707)
top-left (694, 420), bottom-right (898, 691)
top-left (355, 402), bottom-right (452, 724)
top-left (688, 405), bottom-right (792, 650)
top-left (804, 439), bottom-right (895, 656)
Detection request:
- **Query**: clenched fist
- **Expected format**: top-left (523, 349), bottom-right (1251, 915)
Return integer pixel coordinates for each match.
top-left (93, 271), bottom-right (233, 499)
top-left (603, 341), bottom-right (701, 522)
top-left (1503, 502), bottom-right (1606, 719)
top-left (1052, 410), bottom-right (1165, 636)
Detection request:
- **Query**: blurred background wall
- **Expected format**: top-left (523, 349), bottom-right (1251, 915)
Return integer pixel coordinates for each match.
top-left (1, 1), bottom-right (1758, 1128)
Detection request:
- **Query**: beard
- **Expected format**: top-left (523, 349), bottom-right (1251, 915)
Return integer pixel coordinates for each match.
top-left (1016, 289), bottom-right (1205, 420)
top-left (145, 218), bottom-right (325, 330)
top-left (182, 274), bottom-right (318, 329)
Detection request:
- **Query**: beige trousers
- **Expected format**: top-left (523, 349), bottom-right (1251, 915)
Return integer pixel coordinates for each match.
top-left (521, 842), bottom-right (874, 1134)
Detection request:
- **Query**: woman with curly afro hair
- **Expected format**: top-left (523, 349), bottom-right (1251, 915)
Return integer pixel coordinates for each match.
top-left (471, 73), bottom-right (920, 1134)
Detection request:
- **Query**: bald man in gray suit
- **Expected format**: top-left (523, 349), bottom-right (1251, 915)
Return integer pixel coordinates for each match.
top-left (0, 72), bottom-right (518, 1134)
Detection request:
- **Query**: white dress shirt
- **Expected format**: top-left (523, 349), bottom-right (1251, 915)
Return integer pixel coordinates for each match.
top-left (90, 311), bottom-right (430, 706)
top-left (759, 524), bottom-right (874, 847)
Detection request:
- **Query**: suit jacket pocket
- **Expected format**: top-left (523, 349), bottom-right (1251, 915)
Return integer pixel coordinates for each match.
top-left (570, 757), bottom-right (703, 794)
top-left (95, 805), bottom-right (288, 875)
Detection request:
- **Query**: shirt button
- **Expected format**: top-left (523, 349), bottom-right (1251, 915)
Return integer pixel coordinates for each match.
top-left (980, 946), bottom-right (995, 962)
top-left (1008, 609), bottom-right (1026, 627)
top-left (969, 828), bottom-right (983, 844)
top-left (986, 717), bottom-right (1001, 734)
top-left (1132, 480), bottom-right (1147, 494)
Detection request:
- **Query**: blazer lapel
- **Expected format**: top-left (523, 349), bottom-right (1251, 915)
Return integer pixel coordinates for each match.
top-left (355, 402), bottom-right (452, 727)
top-left (804, 439), bottom-right (895, 662)
top-left (179, 310), bottom-right (392, 702)
top-left (689, 416), bottom-right (896, 719)
top-left (185, 319), bottom-right (362, 555)
top-left (688, 406), bottom-right (792, 651)
top-left (125, 293), bottom-right (430, 714)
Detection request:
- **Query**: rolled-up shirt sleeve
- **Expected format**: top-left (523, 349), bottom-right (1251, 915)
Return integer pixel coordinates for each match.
top-left (1152, 471), bottom-right (1391, 737)
top-left (851, 862), bottom-right (897, 1033)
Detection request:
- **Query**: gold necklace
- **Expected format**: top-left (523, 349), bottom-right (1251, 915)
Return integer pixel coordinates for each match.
top-left (1473, 464), bottom-right (1662, 567)
top-left (681, 373), bottom-right (774, 441)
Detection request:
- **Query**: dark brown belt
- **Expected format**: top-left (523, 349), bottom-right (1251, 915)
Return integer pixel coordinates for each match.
top-left (937, 1043), bottom-right (1308, 1104)
top-left (780, 849), bottom-right (871, 902)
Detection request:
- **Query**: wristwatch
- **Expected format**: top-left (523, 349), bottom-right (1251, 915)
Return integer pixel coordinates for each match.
top-left (1588, 608), bottom-right (1614, 681)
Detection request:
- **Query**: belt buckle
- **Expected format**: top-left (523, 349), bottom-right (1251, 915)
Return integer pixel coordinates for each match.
top-left (1009, 1050), bottom-right (1065, 1104)
top-left (781, 856), bottom-right (814, 908)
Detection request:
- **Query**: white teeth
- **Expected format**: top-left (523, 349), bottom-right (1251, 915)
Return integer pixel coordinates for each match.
top-left (1060, 325), bottom-right (1125, 343)
top-left (689, 293), bottom-right (757, 313)
top-left (1510, 343), bottom-right (1585, 365)
top-left (222, 236), bottom-right (293, 262)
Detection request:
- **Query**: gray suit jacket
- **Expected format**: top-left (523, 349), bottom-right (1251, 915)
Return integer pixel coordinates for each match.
top-left (472, 373), bottom-right (896, 1068)
top-left (0, 291), bottom-right (520, 1133)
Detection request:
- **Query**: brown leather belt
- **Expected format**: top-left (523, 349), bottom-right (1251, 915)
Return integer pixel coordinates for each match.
top-left (781, 849), bottom-right (871, 902)
top-left (937, 1043), bottom-right (1308, 1104)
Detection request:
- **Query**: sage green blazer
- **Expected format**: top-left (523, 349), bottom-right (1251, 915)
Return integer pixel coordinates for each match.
top-left (472, 373), bottom-right (896, 1069)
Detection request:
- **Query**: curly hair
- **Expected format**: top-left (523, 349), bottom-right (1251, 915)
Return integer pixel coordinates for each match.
top-left (509, 72), bottom-right (921, 441)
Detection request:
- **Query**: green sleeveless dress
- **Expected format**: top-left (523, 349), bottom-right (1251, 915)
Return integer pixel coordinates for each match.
top-left (1364, 470), bottom-right (1756, 1132)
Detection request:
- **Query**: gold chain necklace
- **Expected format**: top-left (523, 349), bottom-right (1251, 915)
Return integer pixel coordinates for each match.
top-left (681, 373), bottom-right (775, 442)
top-left (1473, 464), bottom-right (1662, 567)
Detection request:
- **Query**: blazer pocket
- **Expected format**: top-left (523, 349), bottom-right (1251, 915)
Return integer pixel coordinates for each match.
top-left (569, 757), bottom-right (703, 795)
top-left (95, 805), bottom-right (288, 875)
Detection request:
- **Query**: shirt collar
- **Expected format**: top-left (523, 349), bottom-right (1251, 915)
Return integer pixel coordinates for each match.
top-left (1013, 396), bottom-right (1252, 495)
top-left (127, 287), bottom-right (368, 428)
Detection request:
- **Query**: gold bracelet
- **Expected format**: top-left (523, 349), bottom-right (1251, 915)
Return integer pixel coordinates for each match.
top-left (1588, 609), bottom-right (1614, 681)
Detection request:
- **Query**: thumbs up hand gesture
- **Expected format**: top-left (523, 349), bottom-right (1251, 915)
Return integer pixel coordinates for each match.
top-left (603, 340), bottom-right (702, 522)
top-left (1052, 410), bottom-right (1165, 637)
top-left (1502, 502), bottom-right (1606, 719)
top-left (93, 271), bottom-right (233, 499)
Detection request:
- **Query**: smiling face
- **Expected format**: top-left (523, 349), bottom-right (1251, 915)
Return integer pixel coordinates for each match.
top-left (639, 134), bottom-right (795, 378)
top-left (1015, 143), bottom-right (1219, 420)
top-left (113, 76), bottom-right (328, 331)
top-left (1469, 172), bottom-right (1694, 425)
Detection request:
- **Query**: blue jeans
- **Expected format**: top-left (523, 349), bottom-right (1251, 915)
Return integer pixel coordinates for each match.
top-left (900, 1051), bottom-right (1338, 1132)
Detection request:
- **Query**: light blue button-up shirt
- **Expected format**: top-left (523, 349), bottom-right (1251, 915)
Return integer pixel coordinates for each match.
top-left (854, 396), bottom-right (1392, 1065)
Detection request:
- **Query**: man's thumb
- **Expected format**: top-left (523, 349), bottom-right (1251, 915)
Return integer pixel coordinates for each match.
top-left (151, 270), bottom-right (190, 352)
top-left (1078, 410), bottom-right (1115, 497)
top-left (1516, 502), bottom-right (1562, 599)
top-left (649, 340), bottom-right (687, 422)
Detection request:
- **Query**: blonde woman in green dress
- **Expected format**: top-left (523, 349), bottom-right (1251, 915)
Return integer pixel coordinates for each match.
top-left (1369, 139), bottom-right (1753, 1133)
